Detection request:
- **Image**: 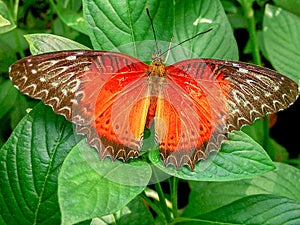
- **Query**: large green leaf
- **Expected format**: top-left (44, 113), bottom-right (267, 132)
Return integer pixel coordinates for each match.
top-left (83, 0), bottom-right (238, 60)
top-left (25, 33), bottom-right (90, 55)
top-left (149, 131), bottom-right (275, 181)
top-left (194, 194), bottom-right (300, 224)
top-left (263, 4), bottom-right (300, 83)
top-left (0, 103), bottom-right (79, 224)
top-left (58, 141), bottom-right (152, 225)
top-left (242, 119), bottom-right (288, 161)
top-left (183, 162), bottom-right (300, 217)
top-left (273, 0), bottom-right (300, 17)
top-left (83, 0), bottom-right (173, 55)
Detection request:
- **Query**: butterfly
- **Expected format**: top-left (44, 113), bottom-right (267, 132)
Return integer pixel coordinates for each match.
top-left (9, 49), bottom-right (299, 170)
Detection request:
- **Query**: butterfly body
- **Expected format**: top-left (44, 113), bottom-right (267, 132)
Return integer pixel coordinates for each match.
top-left (9, 50), bottom-right (299, 169)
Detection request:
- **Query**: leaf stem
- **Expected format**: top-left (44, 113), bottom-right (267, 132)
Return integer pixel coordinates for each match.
top-left (153, 172), bottom-right (172, 222)
top-left (13, 0), bottom-right (19, 21)
top-left (247, 12), bottom-right (261, 66)
top-left (238, 0), bottom-right (261, 65)
top-left (169, 176), bottom-right (179, 218)
top-left (140, 192), bottom-right (165, 219)
top-left (11, 0), bottom-right (25, 58)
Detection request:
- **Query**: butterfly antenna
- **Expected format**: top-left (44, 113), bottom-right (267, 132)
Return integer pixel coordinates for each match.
top-left (160, 28), bottom-right (214, 56)
top-left (164, 37), bottom-right (174, 64)
top-left (146, 8), bottom-right (160, 57)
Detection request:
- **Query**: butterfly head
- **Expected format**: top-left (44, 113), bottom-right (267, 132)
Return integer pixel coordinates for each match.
top-left (151, 50), bottom-right (165, 63)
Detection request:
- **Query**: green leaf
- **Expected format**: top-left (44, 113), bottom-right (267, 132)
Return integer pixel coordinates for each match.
top-left (0, 80), bottom-right (18, 120)
top-left (24, 33), bottom-right (90, 55)
top-left (58, 140), bottom-right (152, 225)
top-left (91, 196), bottom-right (154, 225)
top-left (197, 194), bottom-right (300, 224)
top-left (172, 0), bottom-right (238, 60)
top-left (0, 103), bottom-right (80, 224)
top-left (0, 14), bottom-right (10, 26)
top-left (0, 1), bottom-right (16, 33)
top-left (273, 0), bottom-right (300, 17)
top-left (115, 196), bottom-right (155, 225)
top-left (183, 162), bottom-right (300, 217)
top-left (0, 28), bottom-right (28, 53)
top-left (263, 4), bottom-right (300, 83)
top-left (0, 34), bottom-right (17, 72)
top-left (149, 131), bottom-right (275, 181)
top-left (242, 119), bottom-right (288, 161)
top-left (83, 0), bottom-right (173, 56)
top-left (51, 0), bottom-right (88, 35)
top-left (83, 0), bottom-right (238, 60)
top-left (9, 94), bottom-right (30, 129)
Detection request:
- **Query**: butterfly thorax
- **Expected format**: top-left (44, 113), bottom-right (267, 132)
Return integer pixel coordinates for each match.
top-left (148, 52), bottom-right (166, 77)
top-left (148, 61), bottom-right (166, 77)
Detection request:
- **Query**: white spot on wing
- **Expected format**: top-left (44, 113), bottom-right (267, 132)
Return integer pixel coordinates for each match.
top-left (39, 77), bottom-right (46, 82)
top-left (265, 92), bottom-right (271, 97)
top-left (70, 99), bottom-right (78, 104)
top-left (62, 89), bottom-right (68, 96)
top-left (239, 68), bottom-right (248, 73)
top-left (66, 55), bottom-right (77, 60)
top-left (52, 81), bottom-right (59, 88)
top-left (243, 100), bottom-right (250, 107)
top-left (70, 79), bottom-right (81, 93)
top-left (232, 63), bottom-right (240, 68)
top-left (31, 69), bottom-right (37, 74)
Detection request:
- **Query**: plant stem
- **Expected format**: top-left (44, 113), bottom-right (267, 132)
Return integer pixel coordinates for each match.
top-left (169, 176), bottom-right (179, 218)
top-left (153, 172), bottom-right (172, 222)
top-left (247, 13), bottom-right (261, 66)
top-left (238, 0), bottom-right (261, 66)
top-left (12, 0), bottom-right (25, 58)
top-left (263, 115), bottom-right (270, 150)
top-left (140, 192), bottom-right (165, 219)
top-left (11, 0), bottom-right (19, 21)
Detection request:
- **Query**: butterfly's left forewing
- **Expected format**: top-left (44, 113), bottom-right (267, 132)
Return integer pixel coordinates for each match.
top-left (9, 50), bottom-right (150, 161)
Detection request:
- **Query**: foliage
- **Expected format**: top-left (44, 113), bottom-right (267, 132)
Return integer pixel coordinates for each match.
top-left (0, 0), bottom-right (300, 224)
